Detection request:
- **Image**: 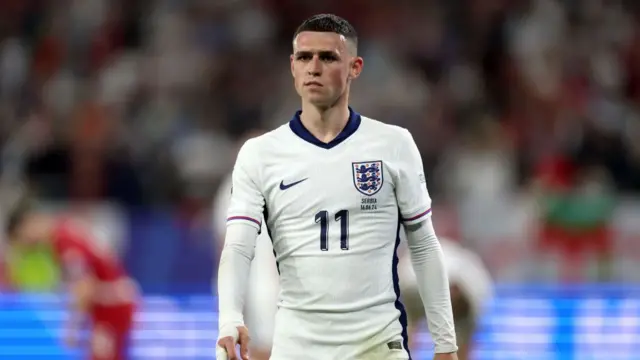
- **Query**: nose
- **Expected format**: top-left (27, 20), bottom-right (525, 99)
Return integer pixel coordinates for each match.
top-left (306, 56), bottom-right (322, 76)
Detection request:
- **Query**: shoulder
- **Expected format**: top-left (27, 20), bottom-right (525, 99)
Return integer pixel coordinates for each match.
top-left (358, 116), bottom-right (416, 159)
top-left (236, 125), bottom-right (289, 162)
top-left (359, 115), bottom-right (413, 141)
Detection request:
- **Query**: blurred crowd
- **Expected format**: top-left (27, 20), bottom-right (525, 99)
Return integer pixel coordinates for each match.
top-left (0, 0), bottom-right (639, 285)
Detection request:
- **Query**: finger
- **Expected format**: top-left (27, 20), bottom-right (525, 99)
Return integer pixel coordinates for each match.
top-left (216, 343), bottom-right (230, 360)
top-left (217, 337), bottom-right (231, 348)
top-left (225, 340), bottom-right (238, 360)
top-left (217, 338), bottom-right (238, 360)
top-left (238, 332), bottom-right (250, 360)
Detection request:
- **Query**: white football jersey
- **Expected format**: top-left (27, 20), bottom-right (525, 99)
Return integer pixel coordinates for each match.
top-left (227, 109), bottom-right (432, 359)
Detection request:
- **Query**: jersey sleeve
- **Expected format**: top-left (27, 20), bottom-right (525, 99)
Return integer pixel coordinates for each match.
top-left (212, 174), bottom-right (233, 242)
top-left (395, 129), bottom-right (433, 225)
top-left (226, 139), bottom-right (265, 231)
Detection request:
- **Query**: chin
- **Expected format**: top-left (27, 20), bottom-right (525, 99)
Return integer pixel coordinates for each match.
top-left (304, 94), bottom-right (334, 107)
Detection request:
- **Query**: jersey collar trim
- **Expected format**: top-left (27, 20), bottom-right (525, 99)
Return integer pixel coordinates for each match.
top-left (288, 107), bottom-right (361, 149)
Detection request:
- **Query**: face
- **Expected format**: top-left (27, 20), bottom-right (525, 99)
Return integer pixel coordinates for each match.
top-left (291, 32), bottom-right (363, 107)
top-left (9, 214), bottom-right (50, 248)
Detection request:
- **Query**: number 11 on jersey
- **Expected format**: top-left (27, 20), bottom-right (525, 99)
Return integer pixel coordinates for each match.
top-left (314, 210), bottom-right (349, 251)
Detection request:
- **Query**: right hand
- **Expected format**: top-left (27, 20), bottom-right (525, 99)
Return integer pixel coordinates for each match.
top-left (216, 325), bottom-right (251, 360)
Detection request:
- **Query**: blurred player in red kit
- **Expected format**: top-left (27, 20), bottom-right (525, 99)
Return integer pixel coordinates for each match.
top-left (5, 200), bottom-right (138, 360)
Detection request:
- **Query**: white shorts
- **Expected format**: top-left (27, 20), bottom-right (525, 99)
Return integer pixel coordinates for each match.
top-left (269, 307), bottom-right (411, 360)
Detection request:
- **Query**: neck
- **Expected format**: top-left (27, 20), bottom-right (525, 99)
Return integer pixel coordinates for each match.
top-left (300, 94), bottom-right (350, 144)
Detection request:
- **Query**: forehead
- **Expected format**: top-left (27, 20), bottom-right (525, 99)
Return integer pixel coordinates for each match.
top-left (293, 31), bottom-right (347, 53)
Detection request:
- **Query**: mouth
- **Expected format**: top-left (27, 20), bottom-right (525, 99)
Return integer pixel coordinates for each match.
top-left (304, 81), bottom-right (323, 87)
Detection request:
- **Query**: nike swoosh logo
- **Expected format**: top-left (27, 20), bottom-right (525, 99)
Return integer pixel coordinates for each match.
top-left (279, 178), bottom-right (308, 190)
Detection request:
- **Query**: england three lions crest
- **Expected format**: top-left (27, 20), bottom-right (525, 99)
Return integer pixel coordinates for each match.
top-left (352, 161), bottom-right (384, 196)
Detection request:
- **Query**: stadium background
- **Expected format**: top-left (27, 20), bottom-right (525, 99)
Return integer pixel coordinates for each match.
top-left (0, 0), bottom-right (639, 359)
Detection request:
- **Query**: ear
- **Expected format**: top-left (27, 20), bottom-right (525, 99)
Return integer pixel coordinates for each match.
top-left (349, 57), bottom-right (364, 80)
top-left (290, 54), bottom-right (295, 77)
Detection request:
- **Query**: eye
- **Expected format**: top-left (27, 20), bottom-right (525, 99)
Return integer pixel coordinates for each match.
top-left (320, 54), bottom-right (338, 62)
top-left (296, 54), bottom-right (312, 61)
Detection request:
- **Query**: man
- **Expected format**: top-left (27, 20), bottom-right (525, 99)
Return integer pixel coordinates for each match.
top-left (5, 200), bottom-right (137, 360)
top-left (216, 14), bottom-right (458, 360)
top-left (212, 134), bottom-right (279, 360)
top-left (399, 237), bottom-right (493, 360)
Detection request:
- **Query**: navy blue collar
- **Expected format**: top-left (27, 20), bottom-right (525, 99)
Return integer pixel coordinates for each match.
top-left (289, 107), bottom-right (362, 149)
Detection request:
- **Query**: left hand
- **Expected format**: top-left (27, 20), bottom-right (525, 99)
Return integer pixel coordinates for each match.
top-left (434, 353), bottom-right (458, 360)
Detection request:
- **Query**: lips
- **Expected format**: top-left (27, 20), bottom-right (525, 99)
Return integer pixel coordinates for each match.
top-left (304, 81), bottom-right (323, 87)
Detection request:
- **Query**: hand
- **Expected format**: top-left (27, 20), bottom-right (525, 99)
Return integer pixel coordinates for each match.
top-left (434, 352), bottom-right (458, 360)
top-left (216, 325), bottom-right (250, 360)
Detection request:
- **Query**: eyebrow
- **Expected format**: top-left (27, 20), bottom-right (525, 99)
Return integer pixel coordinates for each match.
top-left (294, 50), bottom-right (341, 57)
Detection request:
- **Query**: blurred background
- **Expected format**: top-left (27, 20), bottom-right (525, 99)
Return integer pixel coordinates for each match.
top-left (0, 0), bottom-right (639, 358)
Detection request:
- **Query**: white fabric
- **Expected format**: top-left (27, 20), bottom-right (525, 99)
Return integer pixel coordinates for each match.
top-left (214, 175), bottom-right (278, 349)
top-left (217, 113), bottom-right (456, 357)
top-left (216, 223), bottom-right (257, 328)
top-left (399, 236), bottom-right (493, 318)
top-left (403, 219), bottom-right (458, 353)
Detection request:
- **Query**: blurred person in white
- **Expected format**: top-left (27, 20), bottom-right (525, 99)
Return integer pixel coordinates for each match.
top-left (216, 14), bottom-right (457, 360)
top-left (212, 129), bottom-right (278, 360)
top-left (398, 235), bottom-right (493, 360)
